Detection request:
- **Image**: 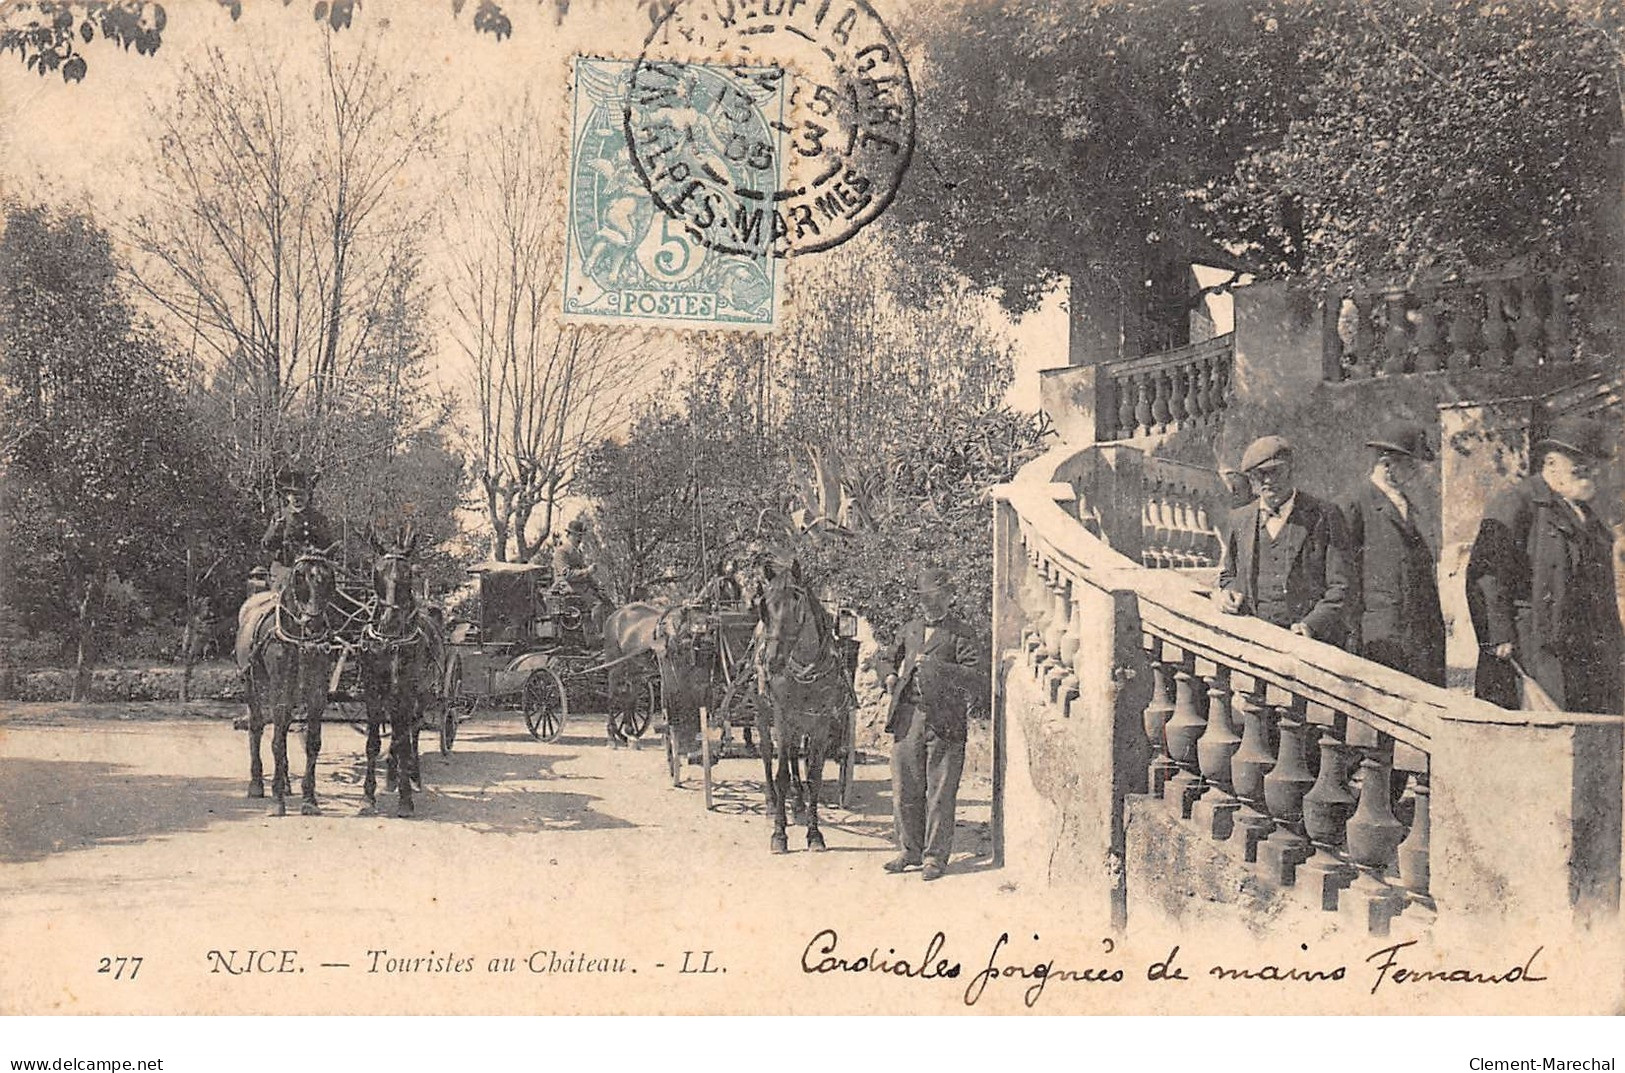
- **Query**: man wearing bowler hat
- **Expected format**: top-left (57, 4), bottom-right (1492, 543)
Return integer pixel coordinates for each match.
top-left (1466, 416), bottom-right (1623, 714)
top-left (1338, 419), bottom-right (1446, 685)
top-left (875, 567), bottom-right (988, 881)
top-left (261, 468), bottom-right (334, 587)
top-left (1215, 435), bottom-right (1348, 646)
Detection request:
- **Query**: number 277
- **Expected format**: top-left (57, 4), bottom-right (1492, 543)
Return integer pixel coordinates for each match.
top-left (97, 956), bottom-right (142, 980)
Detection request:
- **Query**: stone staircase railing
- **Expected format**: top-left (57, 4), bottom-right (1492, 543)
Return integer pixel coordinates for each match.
top-left (993, 441), bottom-right (1623, 936)
top-left (1323, 269), bottom-right (1584, 381)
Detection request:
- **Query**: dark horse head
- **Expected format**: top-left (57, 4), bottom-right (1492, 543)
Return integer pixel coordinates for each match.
top-left (756, 558), bottom-right (833, 679)
top-left (286, 549), bottom-right (338, 635)
top-left (368, 525), bottom-right (420, 640)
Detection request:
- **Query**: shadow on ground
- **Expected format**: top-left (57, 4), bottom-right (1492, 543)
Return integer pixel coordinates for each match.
top-left (0, 757), bottom-right (263, 864)
top-left (327, 747), bottom-right (637, 834)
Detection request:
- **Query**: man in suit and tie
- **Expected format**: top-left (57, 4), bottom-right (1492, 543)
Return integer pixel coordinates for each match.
top-left (1214, 435), bottom-right (1348, 646)
top-left (875, 567), bottom-right (989, 881)
top-left (1338, 420), bottom-right (1446, 686)
top-left (1467, 416), bottom-right (1622, 714)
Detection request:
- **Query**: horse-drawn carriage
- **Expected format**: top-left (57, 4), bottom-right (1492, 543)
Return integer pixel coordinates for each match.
top-left (440, 562), bottom-right (661, 751)
top-left (661, 590), bottom-right (861, 815)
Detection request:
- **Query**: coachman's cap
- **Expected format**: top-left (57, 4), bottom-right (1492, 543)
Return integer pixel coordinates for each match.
top-left (916, 567), bottom-right (952, 595)
top-left (1536, 416), bottom-right (1616, 462)
top-left (1239, 435), bottom-right (1294, 474)
top-left (1365, 419), bottom-right (1435, 461)
top-left (275, 467), bottom-right (314, 492)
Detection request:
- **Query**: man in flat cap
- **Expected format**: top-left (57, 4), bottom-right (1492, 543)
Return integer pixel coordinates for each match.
top-left (875, 567), bottom-right (989, 881)
top-left (1215, 435), bottom-right (1348, 645)
top-left (1338, 420), bottom-right (1446, 685)
top-left (261, 468), bottom-right (334, 587)
top-left (1467, 416), bottom-right (1623, 714)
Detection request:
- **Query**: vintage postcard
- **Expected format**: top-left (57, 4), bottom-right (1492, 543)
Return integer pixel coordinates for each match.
top-left (2, 0), bottom-right (1623, 1034)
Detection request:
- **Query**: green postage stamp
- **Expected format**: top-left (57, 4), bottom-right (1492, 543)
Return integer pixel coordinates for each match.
top-left (563, 56), bottom-right (786, 330)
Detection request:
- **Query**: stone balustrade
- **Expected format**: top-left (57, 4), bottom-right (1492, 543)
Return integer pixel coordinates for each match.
top-left (1138, 455), bottom-right (1228, 570)
top-left (1324, 270), bottom-right (1580, 381)
top-left (993, 441), bottom-right (1623, 937)
top-left (1104, 333), bottom-right (1234, 440)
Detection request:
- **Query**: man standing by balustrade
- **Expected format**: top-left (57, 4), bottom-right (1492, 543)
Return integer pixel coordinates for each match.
top-left (876, 567), bottom-right (989, 882)
top-left (1338, 420), bottom-right (1446, 686)
top-left (1214, 435), bottom-right (1348, 646)
top-left (1466, 416), bottom-right (1623, 715)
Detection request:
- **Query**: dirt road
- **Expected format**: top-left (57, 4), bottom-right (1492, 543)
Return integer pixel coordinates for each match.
top-left (0, 700), bottom-right (1075, 1016)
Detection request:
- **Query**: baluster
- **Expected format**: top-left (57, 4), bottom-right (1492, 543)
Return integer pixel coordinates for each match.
top-left (1481, 279), bottom-right (1511, 368)
top-left (1046, 577), bottom-right (1078, 708)
top-left (1040, 570), bottom-right (1070, 698)
top-left (1380, 293), bottom-right (1408, 375)
top-left (1259, 696), bottom-right (1316, 886)
top-left (1512, 276), bottom-right (1544, 367)
top-left (1162, 651), bottom-right (1208, 817)
top-left (1176, 495), bottom-right (1201, 567)
top-left (1061, 595), bottom-right (1087, 719)
top-left (1183, 359), bottom-right (1204, 423)
top-left (1343, 737), bottom-right (1408, 935)
top-left (1447, 286), bottom-right (1479, 371)
top-left (1133, 371), bottom-right (1154, 435)
top-left (1228, 687), bottom-right (1276, 862)
top-left (1413, 289), bottom-right (1442, 373)
top-left (1025, 556), bottom-right (1052, 674)
top-left (1299, 719), bottom-right (1358, 911)
top-left (1545, 273), bottom-right (1571, 363)
top-left (1143, 638), bottom-right (1178, 796)
top-left (1116, 374), bottom-right (1138, 439)
top-left (1209, 353), bottom-right (1231, 412)
top-left (1192, 665), bottom-right (1242, 839)
top-left (1167, 366), bottom-right (1188, 428)
top-left (1140, 492), bottom-right (1158, 568)
top-left (1350, 295), bottom-right (1375, 379)
top-left (1150, 484), bottom-right (1172, 569)
top-left (1150, 370), bottom-right (1172, 431)
top-left (1396, 773), bottom-right (1433, 910)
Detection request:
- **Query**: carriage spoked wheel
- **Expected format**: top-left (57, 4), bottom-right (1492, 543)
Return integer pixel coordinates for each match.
top-left (439, 659), bottom-right (463, 756)
top-left (616, 679), bottom-right (658, 740)
top-left (522, 666), bottom-right (569, 743)
top-left (836, 711), bottom-right (856, 810)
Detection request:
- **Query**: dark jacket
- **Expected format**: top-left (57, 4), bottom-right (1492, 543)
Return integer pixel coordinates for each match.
top-left (261, 508), bottom-right (334, 568)
top-left (1217, 491), bottom-right (1349, 645)
top-left (1466, 474), bottom-right (1623, 714)
top-left (1338, 481), bottom-right (1446, 686)
top-left (875, 613), bottom-right (988, 742)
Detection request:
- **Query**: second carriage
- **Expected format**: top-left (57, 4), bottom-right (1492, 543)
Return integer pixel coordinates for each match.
top-left (664, 595), bottom-right (861, 811)
top-left (440, 561), bottom-right (660, 752)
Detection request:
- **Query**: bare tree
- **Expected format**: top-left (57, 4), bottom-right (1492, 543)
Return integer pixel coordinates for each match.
top-left (128, 34), bottom-right (443, 503)
top-left (446, 105), bottom-right (647, 562)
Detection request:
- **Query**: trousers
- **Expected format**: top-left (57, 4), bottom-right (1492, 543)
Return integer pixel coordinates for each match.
top-left (891, 707), bottom-right (965, 867)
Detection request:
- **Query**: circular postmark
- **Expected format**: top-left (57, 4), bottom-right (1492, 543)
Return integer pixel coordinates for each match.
top-left (625, 0), bottom-right (915, 258)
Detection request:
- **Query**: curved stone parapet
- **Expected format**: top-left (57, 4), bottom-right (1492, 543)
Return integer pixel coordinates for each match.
top-left (993, 440), bottom-right (1623, 937)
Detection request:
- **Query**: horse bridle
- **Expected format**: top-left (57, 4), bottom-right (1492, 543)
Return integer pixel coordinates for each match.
top-left (363, 550), bottom-right (422, 650)
top-left (760, 582), bottom-right (841, 684)
top-left (274, 552), bottom-right (337, 647)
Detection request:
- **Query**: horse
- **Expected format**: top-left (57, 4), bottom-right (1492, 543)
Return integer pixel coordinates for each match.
top-left (356, 527), bottom-right (444, 818)
top-left (600, 601), bottom-right (666, 748)
top-left (754, 565), bottom-right (854, 854)
top-left (235, 550), bottom-right (339, 817)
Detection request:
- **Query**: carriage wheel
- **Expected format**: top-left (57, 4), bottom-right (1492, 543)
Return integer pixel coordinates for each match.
top-left (523, 666), bottom-right (568, 743)
top-left (837, 740), bottom-right (856, 809)
top-left (439, 660), bottom-right (463, 756)
top-left (616, 679), bottom-right (657, 740)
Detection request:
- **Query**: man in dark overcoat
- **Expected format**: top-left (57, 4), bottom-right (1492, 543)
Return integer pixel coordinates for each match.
top-left (875, 567), bottom-right (988, 881)
top-left (1338, 420), bottom-right (1446, 685)
top-left (1466, 416), bottom-right (1623, 714)
top-left (261, 469), bottom-right (334, 582)
top-left (1214, 436), bottom-right (1348, 646)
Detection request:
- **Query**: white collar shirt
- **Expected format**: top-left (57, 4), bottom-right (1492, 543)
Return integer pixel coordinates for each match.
top-left (1259, 491), bottom-right (1298, 540)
